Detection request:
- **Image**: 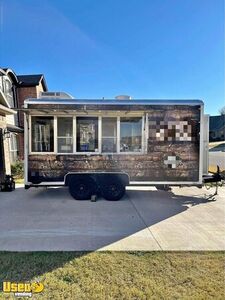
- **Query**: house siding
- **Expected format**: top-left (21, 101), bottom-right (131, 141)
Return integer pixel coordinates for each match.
top-left (0, 114), bottom-right (11, 176)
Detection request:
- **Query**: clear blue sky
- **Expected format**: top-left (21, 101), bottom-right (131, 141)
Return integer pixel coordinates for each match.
top-left (0, 0), bottom-right (224, 115)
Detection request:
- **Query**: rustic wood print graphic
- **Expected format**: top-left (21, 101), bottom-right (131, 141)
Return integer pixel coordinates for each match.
top-left (28, 105), bottom-right (200, 183)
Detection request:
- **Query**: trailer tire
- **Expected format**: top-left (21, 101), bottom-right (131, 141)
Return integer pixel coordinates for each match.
top-left (69, 176), bottom-right (96, 200)
top-left (156, 185), bottom-right (171, 191)
top-left (101, 178), bottom-right (125, 201)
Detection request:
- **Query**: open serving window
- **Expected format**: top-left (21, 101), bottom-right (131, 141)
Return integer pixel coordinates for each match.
top-left (30, 115), bottom-right (144, 154)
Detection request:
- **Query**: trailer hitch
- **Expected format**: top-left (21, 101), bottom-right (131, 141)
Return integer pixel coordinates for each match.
top-left (203, 166), bottom-right (224, 195)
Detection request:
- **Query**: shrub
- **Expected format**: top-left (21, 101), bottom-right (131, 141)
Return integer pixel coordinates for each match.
top-left (11, 160), bottom-right (24, 179)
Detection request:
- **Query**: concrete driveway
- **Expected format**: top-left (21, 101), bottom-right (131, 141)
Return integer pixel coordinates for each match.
top-left (0, 184), bottom-right (224, 251)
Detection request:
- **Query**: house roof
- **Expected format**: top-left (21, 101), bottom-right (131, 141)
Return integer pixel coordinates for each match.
top-left (1, 68), bottom-right (48, 91)
top-left (209, 115), bottom-right (225, 131)
top-left (0, 68), bottom-right (19, 84)
top-left (17, 74), bottom-right (48, 91)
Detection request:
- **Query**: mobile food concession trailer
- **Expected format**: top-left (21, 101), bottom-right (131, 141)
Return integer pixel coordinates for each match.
top-left (22, 94), bottom-right (220, 200)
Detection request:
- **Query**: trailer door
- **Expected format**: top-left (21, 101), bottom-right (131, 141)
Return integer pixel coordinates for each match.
top-left (144, 113), bottom-right (148, 153)
top-left (203, 114), bottom-right (209, 175)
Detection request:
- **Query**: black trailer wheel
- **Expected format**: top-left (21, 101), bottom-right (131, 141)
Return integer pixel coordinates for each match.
top-left (101, 178), bottom-right (125, 201)
top-left (156, 185), bottom-right (171, 191)
top-left (69, 176), bottom-right (96, 200)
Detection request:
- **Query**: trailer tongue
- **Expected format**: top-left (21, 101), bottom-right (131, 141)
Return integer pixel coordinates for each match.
top-left (203, 166), bottom-right (224, 195)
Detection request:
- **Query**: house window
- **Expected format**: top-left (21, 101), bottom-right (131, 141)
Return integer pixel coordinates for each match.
top-left (31, 116), bottom-right (54, 152)
top-left (102, 117), bottom-right (117, 153)
top-left (57, 117), bottom-right (73, 153)
top-left (77, 117), bottom-right (98, 152)
top-left (10, 133), bottom-right (18, 163)
top-left (120, 117), bottom-right (142, 152)
top-left (3, 77), bottom-right (14, 108)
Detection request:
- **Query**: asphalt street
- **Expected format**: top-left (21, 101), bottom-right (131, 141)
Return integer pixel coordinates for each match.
top-left (209, 151), bottom-right (225, 171)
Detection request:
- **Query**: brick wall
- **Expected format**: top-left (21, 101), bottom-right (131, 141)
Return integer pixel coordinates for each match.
top-left (17, 84), bottom-right (45, 159)
top-left (17, 86), bottom-right (37, 127)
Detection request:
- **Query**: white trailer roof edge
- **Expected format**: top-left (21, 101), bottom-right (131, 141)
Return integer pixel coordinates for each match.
top-left (24, 98), bottom-right (204, 106)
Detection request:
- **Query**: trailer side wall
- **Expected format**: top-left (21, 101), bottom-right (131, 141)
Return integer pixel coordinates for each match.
top-left (27, 104), bottom-right (200, 184)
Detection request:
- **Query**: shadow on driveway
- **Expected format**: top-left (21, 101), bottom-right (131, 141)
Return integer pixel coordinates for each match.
top-left (0, 186), bottom-right (217, 252)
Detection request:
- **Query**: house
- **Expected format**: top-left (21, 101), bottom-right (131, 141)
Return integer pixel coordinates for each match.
top-left (0, 68), bottom-right (47, 179)
top-left (0, 68), bottom-right (23, 179)
top-left (0, 87), bottom-right (17, 181)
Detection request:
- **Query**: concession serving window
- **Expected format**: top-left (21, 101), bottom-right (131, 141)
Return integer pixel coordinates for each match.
top-left (31, 116), bottom-right (54, 152)
top-left (76, 117), bottom-right (99, 152)
top-left (30, 115), bottom-right (144, 154)
top-left (57, 117), bottom-right (73, 153)
top-left (120, 117), bottom-right (142, 152)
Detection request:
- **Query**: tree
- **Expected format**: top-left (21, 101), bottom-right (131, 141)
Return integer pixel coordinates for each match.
top-left (219, 106), bottom-right (225, 115)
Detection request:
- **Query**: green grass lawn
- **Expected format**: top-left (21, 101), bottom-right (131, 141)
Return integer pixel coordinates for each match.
top-left (14, 178), bottom-right (24, 184)
top-left (0, 252), bottom-right (224, 299)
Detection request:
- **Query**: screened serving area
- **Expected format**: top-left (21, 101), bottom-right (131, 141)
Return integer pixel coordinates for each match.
top-left (30, 115), bottom-right (145, 154)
